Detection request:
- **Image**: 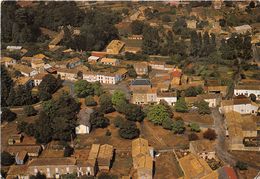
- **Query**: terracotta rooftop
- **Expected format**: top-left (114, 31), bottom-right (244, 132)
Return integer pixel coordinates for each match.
top-left (235, 84), bottom-right (260, 91)
top-left (98, 144), bottom-right (113, 160)
top-left (16, 150), bottom-right (28, 161)
top-left (6, 145), bottom-right (41, 155)
top-left (29, 157), bottom-right (76, 166)
top-left (178, 153), bottom-right (214, 179)
top-left (13, 64), bottom-right (35, 74)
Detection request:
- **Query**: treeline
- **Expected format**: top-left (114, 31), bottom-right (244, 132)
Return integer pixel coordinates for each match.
top-left (1, 1), bottom-right (121, 51)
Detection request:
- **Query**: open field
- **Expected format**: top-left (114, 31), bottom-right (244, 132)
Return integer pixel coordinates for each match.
top-left (175, 111), bottom-right (214, 126)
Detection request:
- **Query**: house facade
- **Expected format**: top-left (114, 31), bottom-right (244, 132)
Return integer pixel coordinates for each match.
top-left (234, 85), bottom-right (260, 100)
top-left (100, 58), bottom-right (120, 66)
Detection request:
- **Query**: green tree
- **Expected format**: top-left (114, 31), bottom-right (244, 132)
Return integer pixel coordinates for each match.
top-left (172, 119), bottom-right (185, 134)
top-left (99, 94), bottom-right (115, 114)
top-left (236, 161), bottom-right (248, 170)
top-left (1, 108), bottom-right (17, 122)
top-left (112, 90), bottom-right (126, 106)
top-left (142, 26), bottom-right (160, 55)
top-left (203, 128), bottom-right (217, 140)
top-left (1, 65), bottom-right (13, 107)
top-left (29, 172), bottom-right (47, 179)
top-left (119, 121), bottom-right (140, 139)
top-left (1, 151), bottom-right (15, 166)
top-left (125, 104), bottom-right (145, 122)
top-left (75, 80), bottom-right (94, 98)
top-left (114, 99), bottom-right (128, 114)
top-left (162, 118), bottom-right (174, 130)
top-left (131, 20), bottom-right (145, 35)
top-left (85, 96), bottom-right (97, 106)
top-left (23, 105), bottom-right (37, 116)
top-left (249, 94), bottom-right (256, 102)
top-left (174, 97), bottom-right (188, 113)
top-left (38, 90), bottom-right (52, 101)
top-left (34, 112), bottom-right (53, 144)
top-left (147, 104), bottom-right (171, 125)
top-left (184, 86), bottom-right (203, 97)
top-left (195, 100), bottom-right (211, 114)
top-left (188, 133), bottom-right (199, 141)
top-left (161, 14), bottom-right (171, 22)
top-left (64, 145), bottom-right (74, 157)
top-left (7, 85), bottom-right (35, 106)
top-left (189, 123), bottom-right (200, 132)
top-left (90, 112), bottom-right (109, 128)
top-left (92, 81), bottom-right (103, 96)
top-left (114, 115), bottom-right (124, 128)
top-left (38, 74), bottom-right (61, 94)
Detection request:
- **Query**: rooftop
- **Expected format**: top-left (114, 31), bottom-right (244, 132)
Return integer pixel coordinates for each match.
top-left (106, 40), bottom-right (125, 50)
top-left (16, 150), bottom-right (28, 161)
top-left (178, 153), bottom-right (213, 179)
top-left (131, 79), bottom-right (151, 86)
top-left (6, 145), bottom-right (41, 155)
top-left (190, 139), bottom-right (216, 153)
top-left (132, 138), bottom-right (150, 158)
top-left (235, 84), bottom-right (260, 91)
top-left (33, 73), bottom-right (48, 80)
top-left (29, 157), bottom-right (76, 166)
top-left (100, 58), bottom-right (118, 63)
top-left (88, 144), bottom-right (100, 160)
top-left (14, 77), bottom-right (32, 86)
top-left (13, 64), bottom-right (35, 74)
top-left (98, 144), bottom-right (114, 160)
top-left (77, 108), bottom-right (93, 126)
top-left (1, 57), bottom-right (15, 63)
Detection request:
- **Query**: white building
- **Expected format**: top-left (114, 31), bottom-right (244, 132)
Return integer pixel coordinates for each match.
top-left (156, 92), bottom-right (177, 106)
top-left (220, 98), bottom-right (259, 115)
top-left (234, 85), bottom-right (260, 100)
top-left (197, 94), bottom-right (222, 108)
top-left (75, 108), bottom-right (93, 134)
top-left (13, 64), bottom-right (38, 77)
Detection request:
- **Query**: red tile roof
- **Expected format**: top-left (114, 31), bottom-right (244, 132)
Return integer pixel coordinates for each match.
top-left (223, 166), bottom-right (238, 179)
top-left (172, 70), bottom-right (182, 77)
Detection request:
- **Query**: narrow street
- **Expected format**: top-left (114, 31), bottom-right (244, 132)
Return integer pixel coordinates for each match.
top-left (212, 108), bottom-right (237, 166)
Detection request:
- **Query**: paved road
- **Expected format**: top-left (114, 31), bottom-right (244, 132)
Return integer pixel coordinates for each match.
top-left (212, 108), bottom-right (237, 166)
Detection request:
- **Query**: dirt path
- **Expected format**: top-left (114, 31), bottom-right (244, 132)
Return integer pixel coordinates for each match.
top-left (212, 108), bottom-right (237, 166)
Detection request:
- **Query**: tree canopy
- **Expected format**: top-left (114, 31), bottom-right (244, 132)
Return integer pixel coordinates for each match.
top-left (119, 121), bottom-right (140, 139)
top-left (147, 104), bottom-right (171, 125)
top-left (75, 80), bottom-right (94, 98)
top-left (174, 97), bottom-right (188, 113)
top-left (194, 100), bottom-right (211, 114)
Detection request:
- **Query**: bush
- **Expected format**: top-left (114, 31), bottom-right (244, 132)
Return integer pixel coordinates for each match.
top-left (236, 161), bottom-right (248, 170)
top-left (189, 123), bottom-right (200, 132)
top-left (23, 105), bottom-right (38, 116)
top-left (188, 133), bottom-right (199, 141)
top-left (162, 118), bottom-right (173, 130)
top-left (39, 91), bottom-right (52, 101)
top-left (249, 94), bottom-right (256, 102)
top-left (172, 119), bottom-right (185, 134)
top-left (85, 96), bottom-right (97, 106)
top-left (119, 121), bottom-right (140, 139)
top-left (1, 108), bottom-right (17, 122)
top-left (203, 128), bottom-right (217, 140)
top-left (1, 151), bottom-right (15, 166)
top-left (114, 116), bottom-right (124, 128)
top-left (195, 100), bottom-right (211, 115)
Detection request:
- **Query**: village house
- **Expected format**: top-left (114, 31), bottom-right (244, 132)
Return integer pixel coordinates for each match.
top-left (57, 68), bottom-right (78, 81)
top-left (97, 144), bottom-right (114, 171)
top-left (189, 140), bottom-right (216, 160)
top-left (187, 76), bottom-right (204, 86)
top-left (1, 57), bottom-right (17, 67)
top-left (33, 54), bottom-right (49, 61)
top-left (197, 93), bottom-right (222, 108)
top-left (185, 97), bottom-right (198, 107)
top-left (8, 134), bottom-right (23, 145)
top-left (205, 85), bottom-right (227, 97)
top-left (234, 85), bottom-right (260, 100)
top-left (128, 35), bottom-right (143, 40)
top-left (100, 58), bottom-right (120, 66)
top-left (6, 46), bottom-right (22, 51)
top-left (225, 111), bottom-right (259, 151)
top-left (7, 145), bottom-right (42, 157)
top-left (31, 59), bottom-right (45, 70)
top-left (132, 87), bottom-right (157, 105)
top-left (220, 97), bottom-right (259, 115)
top-left (88, 56), bottom-right (100, 64)
top-left (33, 73), bottom-right (48, 86)
top-left (233, 24), bottom-right (252, 34)
top-left (13, 64), bottom-right (38, 77)
top-left (134, 62), bottom-right (149, 76)
top-left (132, 138), bottom-right (154, 179)
top-left (171, 69), bottom-right (182, 86)
top-left (186, 20), bottom-right (197, 29)
top-left (14, 77), bottom-right (34, 88)
top-left (21, 56), bottom-right (33, 65)
top-left (84, 144), bottom-right (100, 176)
top-left (157, 91), bottom-right (177, 106)
top-left (6, 165), bottom-right (29, 179)
top-left (124, 46), bottom-right (142, 54)
top-left (66, 57), bottom-right (82, 69)
top-left (149, 61), bottom-right (165, 71)
top-left (75, 108), bottom-right (93, 134)
top-left (27, 157), bottom-right (77, 178)
top-left (15, 150), bottom-right (28, 165)
top-left (130, 78), bottom-right (152, 91)
top-left (106, 40), bottom-right (125, 55)
top-left (178, 153), bottom-right (218, 179)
